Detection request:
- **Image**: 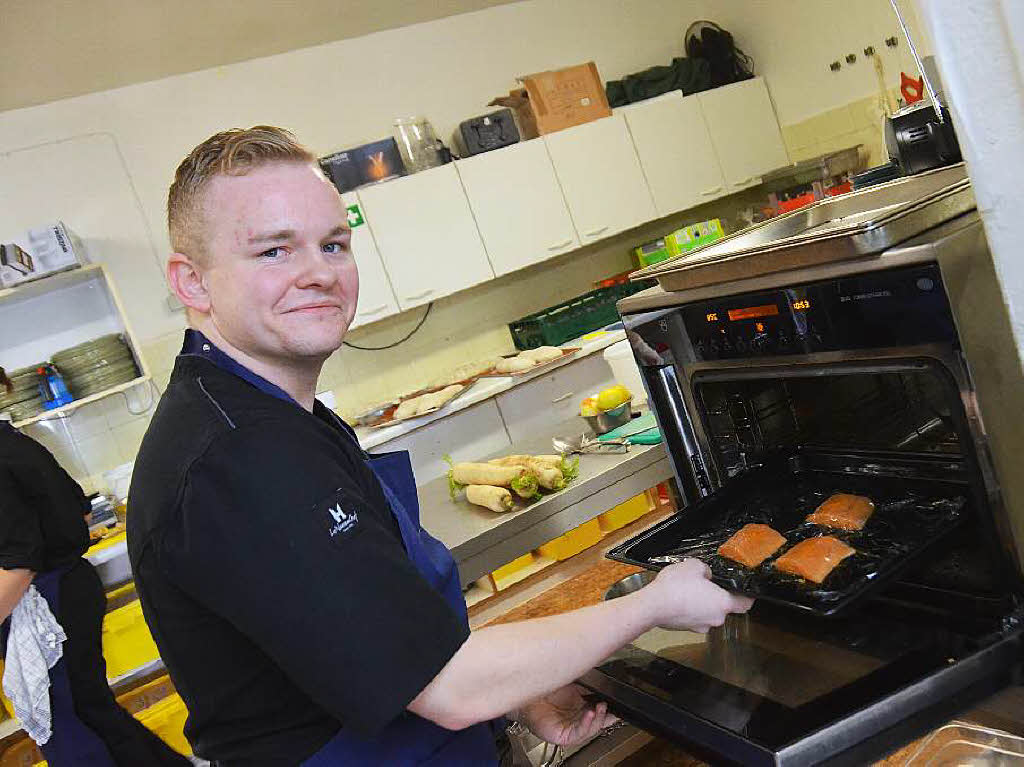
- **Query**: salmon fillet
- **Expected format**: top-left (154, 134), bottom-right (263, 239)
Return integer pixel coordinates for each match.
top-left (806, 493), bottom-right (875, 531)
top-left (718, 523), bottom-right (787, 568)
top-left (774, 536), bottom-right (856, 584)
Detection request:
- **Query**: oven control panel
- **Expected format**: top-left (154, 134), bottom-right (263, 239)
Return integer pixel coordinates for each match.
top-left (677, 263), bottom-right (957, 361)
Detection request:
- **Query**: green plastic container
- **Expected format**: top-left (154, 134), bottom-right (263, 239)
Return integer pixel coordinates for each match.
top-left (509, 280), bottom-right (655, 350)
top-left (667, 218), bottom-right (725, 255)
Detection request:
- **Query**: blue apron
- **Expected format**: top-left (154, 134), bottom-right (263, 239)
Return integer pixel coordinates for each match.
top-left (302, 449), bottom-right (499, 766)
top-left (4, 568), bottom-right (116, 766)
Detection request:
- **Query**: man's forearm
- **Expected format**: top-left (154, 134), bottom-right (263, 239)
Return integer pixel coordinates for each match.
top-left (0, 569), bottom-right (33, 623)
top-left (410, 589), bottom-right (656, 729)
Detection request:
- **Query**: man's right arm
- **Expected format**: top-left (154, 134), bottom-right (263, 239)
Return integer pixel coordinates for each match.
top-left (408, 559), bottom-right (752, 730)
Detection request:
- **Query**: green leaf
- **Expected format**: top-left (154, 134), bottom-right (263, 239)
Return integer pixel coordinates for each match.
top-left (511, 472), bottom-right (541, 500)
top-left (443, 454), bottom-right (465, 501)
top-left (560, 455), bottom-right (580, 484)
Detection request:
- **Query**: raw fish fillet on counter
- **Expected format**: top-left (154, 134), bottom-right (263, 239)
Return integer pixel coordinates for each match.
top-left (806, 493), bottom-right (875, 531)
top-left (717, 523), bottom-right (787, 568)
top-left (774, 536), bottom-right (856, 584)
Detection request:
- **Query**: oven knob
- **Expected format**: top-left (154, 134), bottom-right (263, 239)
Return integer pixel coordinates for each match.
top-left (695, 339), bottom-right (706, 358)
top-left (708, 339), bottom-right (720, 357)
top-left (777, 332), bottom-right (790, 349)
top-left (735, 337), bottom-right (747, 352)
top-left (721, 337), bottom-right (734, 354)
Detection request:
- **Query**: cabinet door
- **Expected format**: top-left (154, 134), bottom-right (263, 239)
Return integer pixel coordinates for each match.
top-left (494, 353), bottom-right (616, 444)
top-left (619, 92), bottom-right (728, 216)
top-left (357, 164), bottom-right (493, 311)
top-left (456, 141), bottom-right (579, 276)
top-left (340, 192), bottom-right (400, 329)
top-left (544, 115), bottom-right (657, 245)
top-left (698, 77), bottom-right (790, 191)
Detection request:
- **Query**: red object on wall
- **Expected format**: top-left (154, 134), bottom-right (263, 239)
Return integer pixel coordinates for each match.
top-left (901, 72), bottom-right (925, 104)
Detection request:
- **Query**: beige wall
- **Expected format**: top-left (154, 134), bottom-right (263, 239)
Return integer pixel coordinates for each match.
top-left (1, 0), bottom-right (917, 482)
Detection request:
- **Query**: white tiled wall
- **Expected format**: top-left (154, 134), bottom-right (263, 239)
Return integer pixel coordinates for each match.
top-left (21, 381), bottom-right (158, 490)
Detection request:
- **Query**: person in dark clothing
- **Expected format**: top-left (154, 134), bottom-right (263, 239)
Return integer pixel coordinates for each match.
top-left (0, 366), bottom-right (191, 766)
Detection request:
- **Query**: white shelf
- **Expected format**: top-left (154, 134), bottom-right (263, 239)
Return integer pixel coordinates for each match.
top-left (0, 263), bottom-right (101, 306)
top-left (12, 375), bottom-right (150, 429)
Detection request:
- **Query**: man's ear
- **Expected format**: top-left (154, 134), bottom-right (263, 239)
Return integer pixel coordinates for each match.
top-left (167, 253), bottom-right (211, 313)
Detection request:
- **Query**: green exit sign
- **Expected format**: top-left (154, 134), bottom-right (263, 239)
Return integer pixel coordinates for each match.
top-left (346, 204), bottom-right (365, 228)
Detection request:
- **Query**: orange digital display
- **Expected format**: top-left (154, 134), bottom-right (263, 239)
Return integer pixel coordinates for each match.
top-left (727, 304), bottom-right (779, 321)
top-left (706, 312), bottom-right (719, 322)
top-left (792, 299), bottom-right (812, 311)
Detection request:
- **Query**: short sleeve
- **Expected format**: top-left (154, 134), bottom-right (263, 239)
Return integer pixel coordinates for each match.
top-left (0, 468), bottom-right (44, 572)
top-left (158, 426), bottom-right (469, 737)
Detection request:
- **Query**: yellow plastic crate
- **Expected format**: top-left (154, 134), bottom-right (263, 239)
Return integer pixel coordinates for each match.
top-left (597, 492), bottom-right (654, 533)
top-left (490, 552), bottom-right (535, 582)
top-left (536, 518), bottom-right (604, 561)
top-left (116, 674), bottom-right (177, 715)
top-left (135, 693), bottom-right (191, 756)
top-left (102, 599), bottom-right (160, 680)
top-left (0, 662), bottom-right (13, 720)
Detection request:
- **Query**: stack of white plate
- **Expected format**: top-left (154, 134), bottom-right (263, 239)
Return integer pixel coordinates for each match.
top-left (52, 334), bottom-right (140, 399)
top-left (0, 365), bottom-right (45, 422)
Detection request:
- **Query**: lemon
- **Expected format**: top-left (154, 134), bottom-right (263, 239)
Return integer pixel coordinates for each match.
top-left (580, 397), bottom-right (600, 417)
top-left (596, 384), bottom-right (632, 411)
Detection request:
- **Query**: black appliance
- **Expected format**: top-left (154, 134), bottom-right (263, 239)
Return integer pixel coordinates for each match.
top-left (458, 108), bottom-right (519, 156)
top-left (885, 100), bottom-right (961, 175)
top-left (581, 186), bottom-right (1024, 764)
top-left (884, 0), bottom-right (962, 176)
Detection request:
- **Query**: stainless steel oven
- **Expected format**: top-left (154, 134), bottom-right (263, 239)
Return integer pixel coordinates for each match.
top-left (580, 172), bottom-right (1024, 765)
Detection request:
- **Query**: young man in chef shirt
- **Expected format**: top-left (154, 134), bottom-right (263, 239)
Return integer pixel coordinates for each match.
top-left (128, 126), bottom-right (753, 765)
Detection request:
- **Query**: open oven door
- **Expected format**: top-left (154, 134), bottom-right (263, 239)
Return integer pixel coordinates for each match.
top-left (579, 601), bottom-right (1023, 766)
top-left (581, 356), bottom-right (1024, 766)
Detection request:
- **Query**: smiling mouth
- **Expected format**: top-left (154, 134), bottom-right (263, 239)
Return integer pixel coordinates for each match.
top-left (288, 304), bottom-right (343, 313)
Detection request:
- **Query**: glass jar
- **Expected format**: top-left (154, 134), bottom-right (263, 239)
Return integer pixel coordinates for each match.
top-left (393, 116), bottom-right (443, 173)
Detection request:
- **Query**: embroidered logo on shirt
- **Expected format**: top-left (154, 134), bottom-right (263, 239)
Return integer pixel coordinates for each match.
top-left (327, 503), bottom-right (358, 537)
top-left (316, 488), bottom-right (363, 543)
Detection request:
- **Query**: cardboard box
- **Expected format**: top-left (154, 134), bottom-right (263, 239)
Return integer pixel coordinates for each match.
top-left (667, 218), bottom-right (725, 256)
top-left (633, 237), bottom-right (672, 268)
top-left (491, 61), bottom-right (611, 137)
top-left (319, 138), bottom-right (406, 195)
top-left (0, 222), bottom-right (84, 288)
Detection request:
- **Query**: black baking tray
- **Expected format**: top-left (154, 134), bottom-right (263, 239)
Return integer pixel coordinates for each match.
top-left (606, 449), bottom-right (969, 616)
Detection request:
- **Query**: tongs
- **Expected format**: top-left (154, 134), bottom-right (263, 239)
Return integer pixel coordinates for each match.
top-left (552, 434), bottom-right (629, 455)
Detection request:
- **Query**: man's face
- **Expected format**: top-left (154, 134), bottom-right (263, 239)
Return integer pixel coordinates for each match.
top-left (198, 162), bottom-right (358, 363)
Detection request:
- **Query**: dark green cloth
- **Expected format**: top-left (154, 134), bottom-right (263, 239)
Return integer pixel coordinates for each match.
top-left (606, 57), bottom-right (712, 107)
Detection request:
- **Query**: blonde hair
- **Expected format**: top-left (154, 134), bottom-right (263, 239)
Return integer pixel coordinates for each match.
top-left (167, 125), bottom-right (318, 262)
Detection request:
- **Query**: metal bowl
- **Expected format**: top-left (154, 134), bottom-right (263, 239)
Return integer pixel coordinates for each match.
top-left (604, 571), bottom-right (655, 601)
top-left (583, 398), bottom-right (633, 435)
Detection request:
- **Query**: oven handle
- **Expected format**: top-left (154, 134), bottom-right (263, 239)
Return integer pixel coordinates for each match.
top-left (648, 365), bottom-right (714, 501)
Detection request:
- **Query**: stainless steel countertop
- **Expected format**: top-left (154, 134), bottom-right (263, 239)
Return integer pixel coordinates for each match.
top-left (417, 418), bottom-right (673, 586)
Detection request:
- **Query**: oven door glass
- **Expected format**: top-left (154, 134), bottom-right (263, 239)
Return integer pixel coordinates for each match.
top-left (581, 598), bottom-right (1021, 766)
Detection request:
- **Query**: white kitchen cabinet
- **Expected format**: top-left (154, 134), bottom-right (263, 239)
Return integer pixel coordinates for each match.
top-left (356, 164), bottom-right (493, 311)
top-left (698, 77), bottom-right (790, 191)
top-left (494, 353), bottom-right (616, 444)
top-left (619, 92), bottom-right (728, 217)
top-left (543, 115), bottom-right (657, 245)
top-left (456, 141), bottom-right (578, 276)
top-left (339, 192), bottom-right (400, 328)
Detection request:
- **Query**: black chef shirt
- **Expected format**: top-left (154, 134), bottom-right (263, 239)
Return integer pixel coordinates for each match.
top-left (128, 331), bottom-right (469, 765)
top-left (0, 420), bottom-right (90, 573)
